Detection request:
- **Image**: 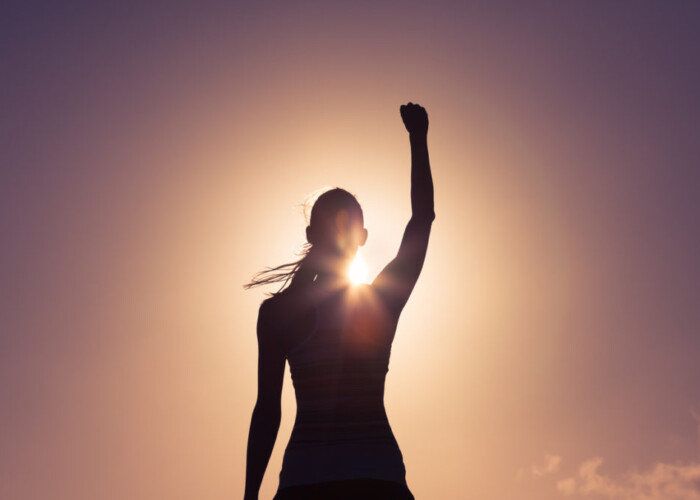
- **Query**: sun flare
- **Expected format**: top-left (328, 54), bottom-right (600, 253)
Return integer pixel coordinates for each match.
top-left (348, 255), bottom-right (369, 285)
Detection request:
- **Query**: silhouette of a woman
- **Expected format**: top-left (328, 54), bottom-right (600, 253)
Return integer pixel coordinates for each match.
top-left (243, 103), bottom-right (435, 500)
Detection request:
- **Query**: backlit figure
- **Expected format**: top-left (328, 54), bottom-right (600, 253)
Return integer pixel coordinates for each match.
top-left (244, 103), bottom-right (435, 500)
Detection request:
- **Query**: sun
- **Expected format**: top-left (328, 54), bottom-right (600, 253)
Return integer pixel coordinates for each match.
top-left (348, 255), bottom-right (369, 285)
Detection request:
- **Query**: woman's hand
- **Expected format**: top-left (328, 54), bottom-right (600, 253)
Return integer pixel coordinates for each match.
top-left (400, 102), bottom-right (429, 136)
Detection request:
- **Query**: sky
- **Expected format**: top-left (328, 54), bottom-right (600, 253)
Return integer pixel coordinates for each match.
top-left (1, 1), bottom-right (699, 499)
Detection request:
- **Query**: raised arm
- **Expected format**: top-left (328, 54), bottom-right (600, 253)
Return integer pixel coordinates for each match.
top-left (372, 103), bottom-right (435, 317)
top-left (244, 300), bottom-right (286, 500)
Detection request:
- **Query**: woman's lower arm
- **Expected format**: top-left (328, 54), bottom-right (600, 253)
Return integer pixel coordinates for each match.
top-left (409, 133), bottom-right (435, 221)
top-left (244, 403), bottom-right (282, 500)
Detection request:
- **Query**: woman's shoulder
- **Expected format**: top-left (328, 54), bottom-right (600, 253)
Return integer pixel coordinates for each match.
top-left (258, 290), bottom-right (316, 341)
top-left (348, 283), bottom-right (400, 318)
top-left (257, 294), bottom-right (290, 328)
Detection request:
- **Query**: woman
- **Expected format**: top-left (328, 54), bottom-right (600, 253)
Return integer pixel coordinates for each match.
top-left (243, 102), bottom-right (435, 500)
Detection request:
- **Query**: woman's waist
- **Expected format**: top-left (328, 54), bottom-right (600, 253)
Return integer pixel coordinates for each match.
top-left (288, 414), bottom-right (397, 448)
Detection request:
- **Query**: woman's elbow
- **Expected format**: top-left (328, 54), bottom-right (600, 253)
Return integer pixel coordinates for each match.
top-left (253, 397), bottom-right (281, 420)
top-left (412, 210), bottom-right (435, 223)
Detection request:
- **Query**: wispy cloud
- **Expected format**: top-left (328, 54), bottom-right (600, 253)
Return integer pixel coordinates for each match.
top-left (556, 456), bottom-right (700, 500)
top-left (557, 477), bottom-right (576, 495)
top-left (531, 454), bottom-right (563, 477)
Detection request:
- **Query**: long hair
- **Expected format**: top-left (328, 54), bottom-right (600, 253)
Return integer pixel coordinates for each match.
top-left (243, 186), bottom-right (363, 297)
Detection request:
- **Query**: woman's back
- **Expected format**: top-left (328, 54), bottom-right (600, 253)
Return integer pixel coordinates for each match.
top-left (272, 284), bottom-right (407, 489)
top-left (244, 103), bottom-right (432, 500)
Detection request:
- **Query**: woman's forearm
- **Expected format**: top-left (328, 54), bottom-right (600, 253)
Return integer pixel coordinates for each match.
top-left (409, 133), bottom-right (435, 221)
top-left (244, 403), bottom-right (282, 500)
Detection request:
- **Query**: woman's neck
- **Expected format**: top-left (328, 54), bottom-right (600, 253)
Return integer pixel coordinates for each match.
top-left (315, 269), bottom-right (351, 287)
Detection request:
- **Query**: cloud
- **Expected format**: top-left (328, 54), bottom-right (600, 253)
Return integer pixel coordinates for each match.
top-left (556, 456), bottom-right (700, 500)
top-left (531, 454), bottom-right (563, 477)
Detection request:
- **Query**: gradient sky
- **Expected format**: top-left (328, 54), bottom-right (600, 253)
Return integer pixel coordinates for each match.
top-left (2, 2), bottom-right (699, 499)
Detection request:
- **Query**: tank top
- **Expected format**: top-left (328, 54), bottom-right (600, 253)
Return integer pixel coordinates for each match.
top-left (277, 284), bottom-right (408, 489)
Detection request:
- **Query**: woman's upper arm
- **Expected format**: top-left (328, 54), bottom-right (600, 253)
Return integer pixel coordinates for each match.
top-left (371, 215), bottom-right (434, 317)
top-left (255, 300), bottom-right (285, 409)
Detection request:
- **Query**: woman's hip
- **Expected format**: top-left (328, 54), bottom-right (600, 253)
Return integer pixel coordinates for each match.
top-left (273, 478), bottom-right (415, 500)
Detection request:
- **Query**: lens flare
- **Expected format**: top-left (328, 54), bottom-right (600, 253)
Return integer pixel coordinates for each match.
top-left (348, 255), bottom-right (369, 285)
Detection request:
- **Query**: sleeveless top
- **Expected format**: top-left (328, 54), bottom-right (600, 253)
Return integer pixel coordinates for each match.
top-left (277, 284), bottom-right (408, 489)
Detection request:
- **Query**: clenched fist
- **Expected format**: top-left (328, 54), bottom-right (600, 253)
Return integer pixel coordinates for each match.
top-left (400, 102), bottom-right (428, 136)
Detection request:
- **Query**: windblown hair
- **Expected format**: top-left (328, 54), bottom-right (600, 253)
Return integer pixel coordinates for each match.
top-left (243, 186), bottom-right (363, 296)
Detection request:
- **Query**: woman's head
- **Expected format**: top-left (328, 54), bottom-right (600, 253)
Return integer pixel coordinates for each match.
top-left (305, 188), bottom-right (368, 261)
top-left (243, 186), bottom-right (367, 295)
